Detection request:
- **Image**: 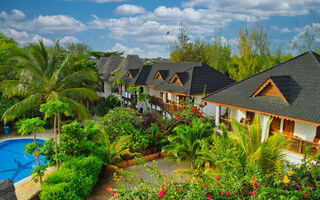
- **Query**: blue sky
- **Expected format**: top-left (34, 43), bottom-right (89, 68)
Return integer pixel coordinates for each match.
top-left (1, 0), bottom-right (320, 58)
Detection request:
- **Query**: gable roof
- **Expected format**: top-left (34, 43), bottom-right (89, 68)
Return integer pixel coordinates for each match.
top-left (204, 51), bottom-right (320, 124)
top-left (108, 55), bottom-right (144, 82)
top-left (154, 63), bottom-right (235, 95)
top-left (97, 55), bottom-right (122, 80)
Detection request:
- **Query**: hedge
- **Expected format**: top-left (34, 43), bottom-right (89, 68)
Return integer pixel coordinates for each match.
top-left (40, 156), bottom-right (103, 200)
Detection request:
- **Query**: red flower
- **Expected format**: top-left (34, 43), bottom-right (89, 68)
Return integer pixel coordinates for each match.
top-left (200, 103), bottom-right (205, 107)
top-left (112, 191), bottom-right (119, 199)
top-left (205, 186), bottom-right (210, 189)
top-left (176, 115), bottom-right (182, 120)
top-left (254, 184), bottom-right (260, 189)
top-left (251, 192), bottom-right (257, 196)
top-left (207, 193), bottom-right (212, 199)
top-left (200, 114), bottom-right (205, 118)
top-left (158, 186), bottom-right (168, 199)
top-left (304, 193), bottom-right (310, 197)
top-left (193, 107), bottom-right (198, 113)
top-left (220, 191), bottom-right (224, 194)
top-left (106, 186), bottom-right (113, 193)
top-left (216, 177), bottom-right (221, 181)
top-left (296, 185), bottom-right (302, 190)
top-left (226, 192), bottom-right (231, 195)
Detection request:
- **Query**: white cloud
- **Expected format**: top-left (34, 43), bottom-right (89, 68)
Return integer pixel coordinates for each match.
top-left (109, 43), bottom-right (169, 58)
top-left (290, 23), bottom-right (320, 49)
top-left (114, 4), bottom-right (146, 15)
top-left (59, 36), bottom-right (80, 44)
top-left (0, 28), bottom-right (54, 46)
top-left (12, 15), bottom-right (87, 34)
top-left (280, 28), bottom-right (292, 33)
top-left (0, 9), bottom-right (25, 20)
top-left (88, 0), bottom-right (125, 3)
top-left (182, 0), bottom-right (320, 18)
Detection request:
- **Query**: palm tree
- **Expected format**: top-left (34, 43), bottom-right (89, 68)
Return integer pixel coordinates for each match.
top-left (0, 40), bottom-right (99, 124)
top-left (162, 118), bottom-right (213, 168)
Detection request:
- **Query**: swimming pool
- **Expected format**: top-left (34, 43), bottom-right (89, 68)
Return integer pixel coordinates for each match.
top-left (0, 138), bottom-right (46, 183)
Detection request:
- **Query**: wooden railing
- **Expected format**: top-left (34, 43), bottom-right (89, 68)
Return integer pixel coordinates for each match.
top-left (284, 135), bottom-right (320, 156)
top-left (149, 95), bottom-right (184, 115)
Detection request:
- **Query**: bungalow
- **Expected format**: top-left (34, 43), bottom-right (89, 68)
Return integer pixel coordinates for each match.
top-left (123, 61), bottom-right (235, 116)
top-left (203, 51), bottom-right (320, 163)
top-left (97, 55), bottom-right (235, 117)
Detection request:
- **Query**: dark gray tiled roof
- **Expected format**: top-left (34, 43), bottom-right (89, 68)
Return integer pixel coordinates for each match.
top-left (108, 55), bottom-right (144, 82)
top-left (204, 51), bottom-right (320, 124)
top-left (97, 55), bottom-right (122, 80)
top-left (154, 64), bottom-right (235, 95)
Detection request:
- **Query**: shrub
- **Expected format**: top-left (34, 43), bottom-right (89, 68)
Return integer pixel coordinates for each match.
top-left (89, 95), bottom-right (120, 117)
top-left (98, 107), bottom-right (143, 140)
top-left (40, 156), bottom-right (103, 200)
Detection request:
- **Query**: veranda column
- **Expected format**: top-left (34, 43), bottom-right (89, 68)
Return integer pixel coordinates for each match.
top-left (215, 105), bottom-right (221, 128)
top-left (280, 118), bottom-right (284, 133)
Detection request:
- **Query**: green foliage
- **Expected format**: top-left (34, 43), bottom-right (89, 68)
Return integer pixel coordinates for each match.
top-left (59, 122), bottom-right (107, 161)
top-left (162, 118), bottom-right (213, 166)
top-left (0, 33), bottom-right (18, 64)
top-left (40, 101), bottom-right (72, 119)
top-left (89, 95), bottom-right (120, 116)
top-left (16, 117), bottom-right (46, 135)
top-left (0, 96), bottom-right (19, 126)
top-left (98, 107), bottom-right (143, 140)
top-left (89, 51), bottom-right (123, 59)
top-left (0, 40), bottom-right (99, 123)
top-left (104, 135), bottom-right (131, 165)
top-left (40, 156), bottom-right (103, 200)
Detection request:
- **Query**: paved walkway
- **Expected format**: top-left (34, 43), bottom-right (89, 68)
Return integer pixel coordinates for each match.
top-left (88, 158), bottom-right (190, 200)
top-left (0, 129), bottom-right (55, 142)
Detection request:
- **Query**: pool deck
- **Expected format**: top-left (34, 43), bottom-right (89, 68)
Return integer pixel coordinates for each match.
top-left (0, 129), bottom-right (55, 200)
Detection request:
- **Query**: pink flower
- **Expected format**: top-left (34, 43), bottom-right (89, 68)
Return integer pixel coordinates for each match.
top-left (112, 191), bottom-right (119, 199)
top-left (251, 178), bottom-right (255, 181)
top-left (176, 115), bottom-right (182, 120)
top-left (200, 104), bottom-right (205, 107)
top-left (207, 193), bottom-right (212, 199)
top-left (296, 185), bottom-right (302, 190)
top-left (158, 185), bottom-right (168, 199)
top-left (205, 186), bottom-right (210, 189)
top-left (251, 192), bottom-right (257, 196)
top-left (311, 183), bottom-right (314, 187)
top-left (304, 193), bottom-right (310, 197)
top-left (254, 184), bottom-right (260, 189)
top-left (226, 192), bottom-right (231, 195)
top-left (216, 177), bottom-right (221, 181)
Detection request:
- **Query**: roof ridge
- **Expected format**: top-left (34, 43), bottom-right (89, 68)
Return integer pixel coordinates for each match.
top-left (204, 51), bottom-right (315, 100)
top-left (309, 51), bottom-right (320, 69)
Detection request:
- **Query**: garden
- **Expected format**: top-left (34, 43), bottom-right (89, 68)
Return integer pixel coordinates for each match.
top-left (0, 37), bottom-right (319, 200)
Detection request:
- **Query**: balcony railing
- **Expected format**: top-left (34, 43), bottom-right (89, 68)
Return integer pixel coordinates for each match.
top-left (122, 92), bottom-right (138, 102)
top-left (285, 135), bottom-right (320, 156)
top-left (149, 95), bottom-right (184, 114)
top-left (219, 117), bottom-right (320, 156)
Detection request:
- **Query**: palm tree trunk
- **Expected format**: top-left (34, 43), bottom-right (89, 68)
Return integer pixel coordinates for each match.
top-left (58, 114), bottom-right (61, 166)
top-left (54, 114), bottom-right (58, 166)
top-left (33, 131), bottom-right (42, 184)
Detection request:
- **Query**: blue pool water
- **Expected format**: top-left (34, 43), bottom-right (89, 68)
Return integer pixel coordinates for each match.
top-left (0, 138), bottom-right (46, 183)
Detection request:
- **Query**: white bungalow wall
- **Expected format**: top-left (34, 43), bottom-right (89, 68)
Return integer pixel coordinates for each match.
top-left (229, 108), bottom-right (317, 142)
top-left (294, 122), bottom-right (317, 142)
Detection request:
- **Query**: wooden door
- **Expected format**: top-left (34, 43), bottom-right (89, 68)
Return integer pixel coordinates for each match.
top-left (269, 118), bottom-right (281, 136)
top-left (246, 111), bottom-right (255, 125)
top-left (283, 119), bottom-right (295, 136)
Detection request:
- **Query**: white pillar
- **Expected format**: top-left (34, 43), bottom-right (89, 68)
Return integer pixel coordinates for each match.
top-left (261, 115), bottom-right (270, 142)
top-left (280, 118), bottom-right (284, 133)
top-left (215, 105), bottom-right (221, 127)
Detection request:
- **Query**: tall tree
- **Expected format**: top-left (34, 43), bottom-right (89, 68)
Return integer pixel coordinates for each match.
top-left (0, 40), bottom-right (99, 124)
top-left (290, 23), bottom-right (319, 53)
top-left (229, 23), bottom-right (272, 81)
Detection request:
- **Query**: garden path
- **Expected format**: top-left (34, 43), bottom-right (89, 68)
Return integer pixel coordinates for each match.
top-left (88, 158), bottom-right (190, 200)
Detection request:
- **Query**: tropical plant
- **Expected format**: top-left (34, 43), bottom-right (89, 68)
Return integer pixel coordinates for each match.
top-left (229, 115), bottom-right (288, 174)
top-left (40, 101), bottom-right (72, 166)
top-left (0, 40), bottom-right (99, 124)
top-left (16, 117), bottom-right (46, 183)
top-left (111, 71), bottom-right (125, 105)
top-left (126, 86), bottom-right (150, 109)
top-left (89, 94), bottom-right (120, 116)
top-left (104, 135), bottom-right (131, 165)
top-left (162, 118), bottom-right (213, 168)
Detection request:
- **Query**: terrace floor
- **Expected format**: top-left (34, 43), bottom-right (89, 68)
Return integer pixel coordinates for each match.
top-left (88, 158), bottom-right (190, 200)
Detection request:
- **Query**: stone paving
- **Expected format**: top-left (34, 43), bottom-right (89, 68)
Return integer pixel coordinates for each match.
top-left (88, 158), bottom-right (190, 200)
